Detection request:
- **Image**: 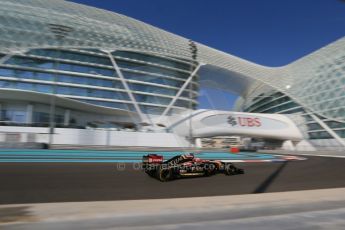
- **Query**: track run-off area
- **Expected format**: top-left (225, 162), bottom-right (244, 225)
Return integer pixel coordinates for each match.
top-left (0, 149), bottom-right (344, 205)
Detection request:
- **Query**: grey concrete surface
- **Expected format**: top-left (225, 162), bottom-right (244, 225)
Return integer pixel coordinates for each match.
top-left (1, 188), bottom-right (345, 230)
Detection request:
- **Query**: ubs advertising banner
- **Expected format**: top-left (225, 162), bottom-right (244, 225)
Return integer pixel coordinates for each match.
top-left (201, 114), bottom-right (289, 130)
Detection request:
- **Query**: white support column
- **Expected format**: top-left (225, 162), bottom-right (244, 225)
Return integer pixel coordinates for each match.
top-left (0, 54), bottom-right (13, 64)
top-left (309, 112), bottom-right (345, 147)
top-left (106, 51), bottom-right (146, 122)
top-left (195, 138), bottom-right (203, 148)
top-left (0, 49), bottom-right (27, 64)
top-left (64, 109), bottom-right (70, 127)
top-left (159, 63), bottom-right (203, 118)
top-left (26, 104), bottom-right (33, 124)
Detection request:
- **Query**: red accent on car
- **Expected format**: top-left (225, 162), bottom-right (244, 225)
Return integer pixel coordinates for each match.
top-left (147, 154), bottom-right (163, 163)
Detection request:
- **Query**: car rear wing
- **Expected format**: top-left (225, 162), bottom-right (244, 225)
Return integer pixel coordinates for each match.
top-left (143, 154), bottom-right (164, 164)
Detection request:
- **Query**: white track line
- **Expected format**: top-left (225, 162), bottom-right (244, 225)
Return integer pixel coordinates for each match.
top-left (287, 153), bottom-right (345, 159)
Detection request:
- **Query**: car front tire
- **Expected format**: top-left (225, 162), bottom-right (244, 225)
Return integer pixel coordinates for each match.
top-left (225, 163), bottom-right (237, 176)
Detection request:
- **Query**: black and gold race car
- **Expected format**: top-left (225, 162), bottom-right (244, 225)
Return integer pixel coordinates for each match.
top-left (142, 153), bottom-right (244, 182)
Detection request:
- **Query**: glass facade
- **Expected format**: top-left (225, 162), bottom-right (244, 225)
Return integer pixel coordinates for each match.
top-left (243, 92), bottom-right (302, 114)
top-left (0, 48), bottom-right (199, 114)
top-left (306, 115), bottom-right (345, 139)
top-left (0, 104), bottom-right (65, 127)
top-left (237, 39), bottom-right (345, 144)
top-left (241, 89), bottom-right (345, 139)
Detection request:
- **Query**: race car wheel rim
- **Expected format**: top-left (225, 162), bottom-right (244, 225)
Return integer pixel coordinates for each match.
top-left (158, 168), bottom-right (172, 181)
top-left (225, 164), bottom-right (236, 175)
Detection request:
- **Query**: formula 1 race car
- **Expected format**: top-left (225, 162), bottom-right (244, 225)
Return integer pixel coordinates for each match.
top-left (142, 153), bottom-right (244, 182)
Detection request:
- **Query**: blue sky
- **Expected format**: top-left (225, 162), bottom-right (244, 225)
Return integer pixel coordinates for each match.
top-left (71, 0), bottom-right (345, 110)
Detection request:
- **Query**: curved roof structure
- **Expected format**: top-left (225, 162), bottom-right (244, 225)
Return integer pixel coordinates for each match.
top-left (0, 0), bottom-right (344, 122)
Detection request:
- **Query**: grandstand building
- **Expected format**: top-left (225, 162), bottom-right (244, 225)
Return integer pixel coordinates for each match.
top-left (0, 0), bottom-right (344, 150)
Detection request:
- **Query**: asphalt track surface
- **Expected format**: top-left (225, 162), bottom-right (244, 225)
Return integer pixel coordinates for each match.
top-left (0, 155), bottom-right (345, 205)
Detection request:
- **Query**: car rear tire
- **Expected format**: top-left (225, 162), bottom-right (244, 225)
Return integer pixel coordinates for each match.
top-left (156, 165), bottom-right (173, 182)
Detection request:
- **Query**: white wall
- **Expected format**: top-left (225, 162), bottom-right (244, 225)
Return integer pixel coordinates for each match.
top-left (282, 140), bottom-right (296, 151)
top-left (0, 126), bottom-right (190, 147)
top-left (295, 140), bottom-right (317, 151)
top-left (52, 128), bottom-right (189, 147)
